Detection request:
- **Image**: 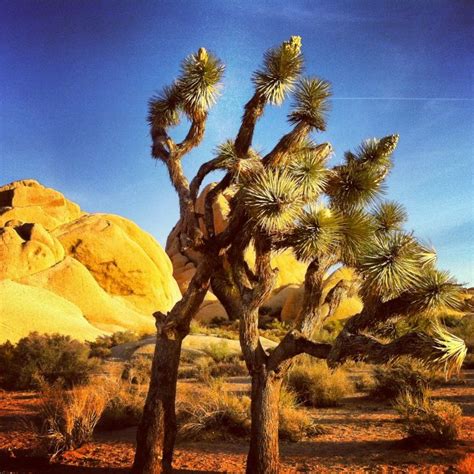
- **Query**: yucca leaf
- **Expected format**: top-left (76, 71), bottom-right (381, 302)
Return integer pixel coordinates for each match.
top-left (409, 269), bottom-right (463, 314)
top-left (359, 232), bottom-right (421, 299)
top-left (215, 140), bottom-right (263, 182)
top-left (253, 36), bottom-right (303, 105)
top-left (372, 201), bottom-right (408, 234)
top-left (328, 160), bottom-right (386, 211)
top-left (356, 134), bottom-right (399, 167)
top-left (288, 77), bottom-right (332, 131)
top-left (178, 47), bottom-right (225, 114)
top-left (287, 143), bottom-right (331, 201)
top-left (241, 168), bottom-right (304, 233)
top-left (430, 323), bottom-right (467, 377)
top-left (289, 205), bottom-right (344, 261)
top-left (148, 84), bottom-right (181, 128)
top-left (339, 209), bottom-right (375, 266)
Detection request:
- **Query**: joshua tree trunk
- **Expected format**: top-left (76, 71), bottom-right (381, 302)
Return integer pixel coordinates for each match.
top-left (246, 370), bottom-right (284, 474)
top-left (133, 332), bottom-right (183, 474)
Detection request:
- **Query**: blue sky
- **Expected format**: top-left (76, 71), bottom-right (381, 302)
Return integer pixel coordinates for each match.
top-left (1, 0), bottom-right (473, 284)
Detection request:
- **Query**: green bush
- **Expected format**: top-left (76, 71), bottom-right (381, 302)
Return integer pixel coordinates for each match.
top-left (286, 360), bottom-right (353, 407)
top-left (0, 333), bottom-right (98, 390)
top-left (395, 392), bottom-right (462, 445)
top-left (370, 356), bottom-right (442, 401)
top-left (88, 331), bottom-right (143, 359)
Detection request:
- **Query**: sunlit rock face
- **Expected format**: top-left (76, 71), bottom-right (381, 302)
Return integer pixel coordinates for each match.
top-left (0, 179), bottom-right (181, 343)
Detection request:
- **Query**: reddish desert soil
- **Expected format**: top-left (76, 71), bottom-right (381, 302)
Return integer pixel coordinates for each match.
top-left (0, 372), bottom-right (473, 473)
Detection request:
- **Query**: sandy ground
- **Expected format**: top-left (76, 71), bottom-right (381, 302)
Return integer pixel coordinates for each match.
top-left (0, 372), bottom-right (472, 473)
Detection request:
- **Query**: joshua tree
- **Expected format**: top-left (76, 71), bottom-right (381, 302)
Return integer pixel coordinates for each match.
top-left (134, 37), bottom-right (467, 473)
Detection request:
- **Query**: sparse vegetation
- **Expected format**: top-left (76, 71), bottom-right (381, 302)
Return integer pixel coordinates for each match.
top-left (0, 333), bottom-right (98, 390)
top-left (370, 356), bottom-right (443, 401)
top-left (88, 331), bottom-right (145, 359)
top-left (395, 391), bottom-right (462, 445)
top-left (122, 355), bottom-right (152, 386)
top-left (286, 359), bottom-right (353, 407)
top-left (34, 381), bottom-right (108, 457)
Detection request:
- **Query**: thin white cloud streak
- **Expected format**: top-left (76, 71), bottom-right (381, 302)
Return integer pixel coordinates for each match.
top-left (332, 97), bottom-right (473, 101)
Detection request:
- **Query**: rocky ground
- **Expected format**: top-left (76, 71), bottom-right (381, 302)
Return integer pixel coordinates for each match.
top-left (0, 371), bottom-right (472, 473)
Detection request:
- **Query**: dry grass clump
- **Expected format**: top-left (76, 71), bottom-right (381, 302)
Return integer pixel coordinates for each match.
top-left (122, 355), bottom-right (152, 385)
top-left (395, 391), bottom-right (462, 445)
top-left (176, 380), bottom-right (323, 442)
top-left (278, 387), bottom-right (324, 441)
top-left (97, 380), bottom-right (146, 430)
top-left (371, 356), bottom-right (443, 401)
top-left (286, 359), bottom-right (353, 407)
top-left (176, 379), bottom-right (250, 440)
top-left (179, 355), bottom-right (247, 381)
top-left (34, 381), bottom-right (108, 458)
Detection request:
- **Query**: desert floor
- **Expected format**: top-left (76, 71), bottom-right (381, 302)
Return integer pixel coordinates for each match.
top-left (0, 371), bottom-right (473, 473)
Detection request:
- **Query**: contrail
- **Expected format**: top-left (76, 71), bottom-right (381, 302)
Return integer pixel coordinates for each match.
top-left (332, 97), bottom-right (473, 101)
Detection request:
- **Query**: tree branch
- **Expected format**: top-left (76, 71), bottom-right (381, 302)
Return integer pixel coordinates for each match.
top-left (267, 330), bottom-right (332, 372)
top-left (262, 122), bottom-right (310, 167)
top-left (234, 92), bottom-right (266, 156)
top-left (176, 112), bottom-right (207, 158)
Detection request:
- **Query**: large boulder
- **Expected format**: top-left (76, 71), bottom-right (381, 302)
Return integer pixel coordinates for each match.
top-left (0, 179), bottom-right (181, 343)
top-left (0, 280), bottom-right (103, 344)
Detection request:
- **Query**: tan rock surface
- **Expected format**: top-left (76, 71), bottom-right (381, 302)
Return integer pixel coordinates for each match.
top-left (53, 213), bottom-right (181, 316)
top-left (0, 223), bottom-right (64, 280)
top-left (0, 280), bottom-right (103, 344)
top-left (20, 257), bottom-right (155, 334)
top-left (0, 180), bottom-right (82, 230)
top-left (0, 179), bottom-right (181, 341)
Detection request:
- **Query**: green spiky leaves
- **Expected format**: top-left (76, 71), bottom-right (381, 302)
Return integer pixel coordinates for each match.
top-left (409, 269), bottom-right (463, 314)
top-left (431, 324), bottom-right (467, 376)
top-left (339, 209), bottom-right (375, 266)
top-left (372, 201), bottom-right (408, 234)
top-left (289, 205), bottom-right (344, 261)
top-left (178, 48), bottom-right (225, 115)
top-left (359, 232), bottom-right (422, 299)
top-left (214, 139), bottom-right (263, 182)
top-left (288, 77), bottom-right (332, 131)
top-left (148, 47), bottom-right (224, 128)
top-left (328, 134), bottom-right (399, 211)
top-left (253, 36), bottom-right (303, 105)
top-left (287, 143), bottom-right (332, 201)
top-left (242, 168), bottom-right (304, 233)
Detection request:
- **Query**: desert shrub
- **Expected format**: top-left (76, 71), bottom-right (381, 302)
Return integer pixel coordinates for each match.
top-left (88, 331), bottom-right (143, 359)
top-left (122, 355), bottom-right (152, 385)
top-left (278, 387), bottom-right (323, 441)
top-left (370, 357), bottom-right (443, 401)
top-left (189, 320), bottom-right (239, 340)
top-left (176, 379), bottom-right (250, 440)
top-left (0, 333), bottom-right (97, 390)
top-left (179, 355), bottom-right (247, 380)
top-left (98, 381), bottom-right (145, 430)
top-left (395, 391), bottom-right (462, 445)
top-left (34, 382), bottom-right (108, 458)
top-left (342, 360), bottom-right (376, 392)
top-left (286, 360), bottom-right (353, 407)
top-left (202, 341), bottom-right (239, 363)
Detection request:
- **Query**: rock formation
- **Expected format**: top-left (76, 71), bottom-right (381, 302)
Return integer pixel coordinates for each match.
top-left (0, 180), bottom-right (181, 343)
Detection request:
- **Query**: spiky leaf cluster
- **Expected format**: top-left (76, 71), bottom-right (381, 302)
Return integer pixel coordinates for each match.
top-left (148, 84), bottom-right (181, 128)
top-left (178, 48), bottom-right (225, 114)
top-left (328, 161), bottom-right (386, 211)
top-left (287, 143), bottom-right (331, 201)
top-left (372, 201), bottom-right (408, 234)
top-left (359, 232), bottom-right (423, 299)
top-left (215, 140), bottom-right (263, 182)
top-left (148, 48), bottom-right (224, 129)
top-left (242, 168), bottom-right (304, 233)
top-left (339, 209), bottom-right (376, 266)
top-left (253, 36), bottom-right (303, 105)
top-left (431, 324), bottom-right (467, 376)
top-left (408, 269), bottom-right (462, 314)
top-left (288, 77), bottom-right (331, 131)
top-left (289, 205), bottom-right (344, 261)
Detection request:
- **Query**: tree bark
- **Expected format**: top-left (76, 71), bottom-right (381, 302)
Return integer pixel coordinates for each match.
top-left (246, 370), bottom-right (283, 474)
top-left (133, 332), bottom-right (183, 474)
